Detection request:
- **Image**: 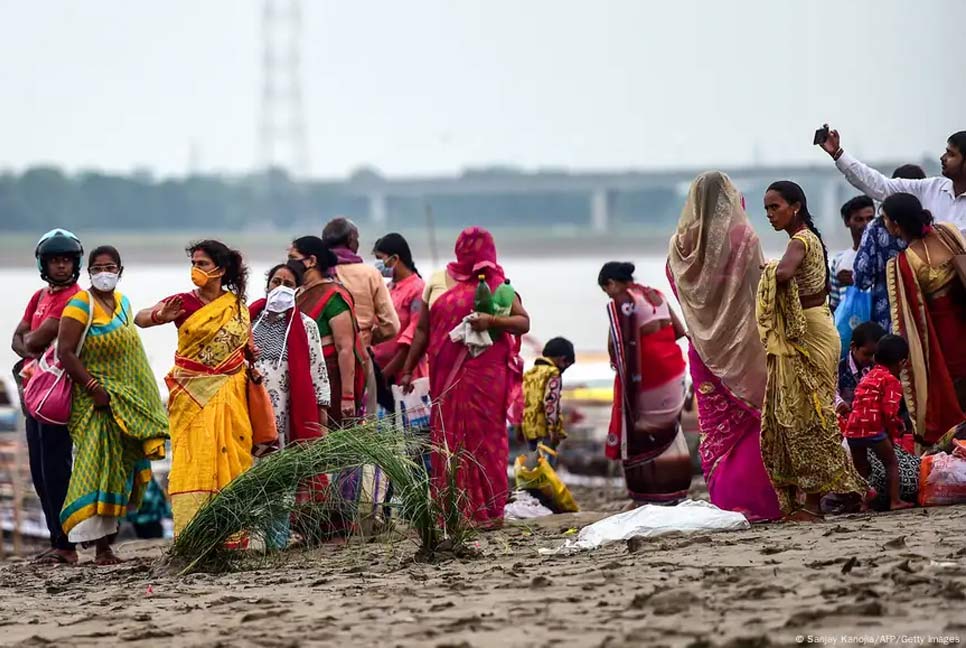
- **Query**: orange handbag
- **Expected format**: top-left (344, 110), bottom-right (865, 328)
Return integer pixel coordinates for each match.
top-left (247, 368), bottom-right (279, 455)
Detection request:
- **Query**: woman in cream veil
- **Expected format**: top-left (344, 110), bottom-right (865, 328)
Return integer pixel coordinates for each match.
top-left (667, 171), bottom-right (781, 521)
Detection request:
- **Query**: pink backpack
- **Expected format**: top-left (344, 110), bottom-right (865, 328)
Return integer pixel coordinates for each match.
top-left (21, 291), bottom-right (94, 426)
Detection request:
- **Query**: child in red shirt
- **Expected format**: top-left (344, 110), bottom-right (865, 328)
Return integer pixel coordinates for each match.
top-left (844, 334), bottom-right (913, 511)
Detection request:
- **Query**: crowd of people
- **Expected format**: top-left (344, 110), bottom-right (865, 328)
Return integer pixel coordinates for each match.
top-left (9, 126), bottom-right (966, 565)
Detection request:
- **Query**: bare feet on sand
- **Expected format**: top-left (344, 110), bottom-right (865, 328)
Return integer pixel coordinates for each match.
top-left (94, 547), bottom-right (123, 566)
top-left (785, 508), bottom-right (823, 523)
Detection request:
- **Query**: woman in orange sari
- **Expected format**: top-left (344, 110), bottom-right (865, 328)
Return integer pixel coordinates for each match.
top-left (883, 193), bottom-right (966, 447)
top-left (135, 240), bottom-right (255, 536)
top-left (401, 227), bottom-right (530, 528)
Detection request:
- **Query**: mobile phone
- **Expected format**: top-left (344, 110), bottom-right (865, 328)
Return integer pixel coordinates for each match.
top-left (813, 125), bottom-right (830, 146)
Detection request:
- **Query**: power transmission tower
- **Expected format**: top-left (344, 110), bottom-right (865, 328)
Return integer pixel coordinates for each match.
top-left (258, 0), bottom-right (308, 177)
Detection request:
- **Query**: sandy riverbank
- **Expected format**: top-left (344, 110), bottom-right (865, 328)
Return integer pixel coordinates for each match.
top-left (2, 483), bottom-right (965, 648)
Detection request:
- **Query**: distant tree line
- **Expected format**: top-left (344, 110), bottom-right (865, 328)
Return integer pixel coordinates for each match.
top-left (0, 166), bottom-right (688, 234)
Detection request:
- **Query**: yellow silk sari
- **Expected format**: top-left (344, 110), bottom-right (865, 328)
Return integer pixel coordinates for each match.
top-left (165, 292), bottom-right (253, 536)
top-left (757, 262), bottom-right (866, 514)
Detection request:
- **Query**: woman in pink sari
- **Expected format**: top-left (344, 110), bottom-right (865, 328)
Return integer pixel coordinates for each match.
top-left (667, 171), bottom-right (781, 522)
top-left (401, 227), bottom-right (530, 528)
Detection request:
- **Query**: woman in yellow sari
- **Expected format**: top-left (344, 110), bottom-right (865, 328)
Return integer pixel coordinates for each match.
top-left (758, 182), bottom-right (866, 520)
top-left (135, 240), bottom-right (254, 535)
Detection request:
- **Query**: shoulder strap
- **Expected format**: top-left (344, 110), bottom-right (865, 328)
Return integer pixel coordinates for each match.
top-left (75, 291), bottom-right (95, 356)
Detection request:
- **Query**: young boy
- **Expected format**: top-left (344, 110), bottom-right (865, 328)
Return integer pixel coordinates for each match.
top-left (836, 321), bottom-right (886, 421)
top-left (521, 337), bottom-right (575, 453)
top-left (829, 195), bottom-right (875, 312)
top-left (843, 334), bottom-right (913, 511)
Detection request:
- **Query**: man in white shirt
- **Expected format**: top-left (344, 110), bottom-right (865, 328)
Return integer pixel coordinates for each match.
top-left (829, 195), bottom-right (874, 312)
top-left (818, 127), bottom-right (966, 234)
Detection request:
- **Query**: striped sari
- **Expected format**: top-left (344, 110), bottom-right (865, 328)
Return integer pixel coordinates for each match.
top-left (60, 291), bottom-right (168, 543)
top-left (165, 292), bottom-right (254, 536)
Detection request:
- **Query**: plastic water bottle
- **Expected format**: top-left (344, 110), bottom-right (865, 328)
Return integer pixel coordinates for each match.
top-left (493, 279), bottom-right (515, 316)
top-left (474, 274), bottom-right (494, 314)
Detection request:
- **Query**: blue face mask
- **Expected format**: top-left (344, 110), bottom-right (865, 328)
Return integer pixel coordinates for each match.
top-left (374, 258), bottom-right (394, 279)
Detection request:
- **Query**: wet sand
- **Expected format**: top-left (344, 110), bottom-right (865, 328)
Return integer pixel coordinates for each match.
top-left (2, 486), bottom-right (965, 648)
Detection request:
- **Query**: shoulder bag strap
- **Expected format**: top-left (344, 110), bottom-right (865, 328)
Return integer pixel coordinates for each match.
top-left (75, 290), bottom-right (96, 356)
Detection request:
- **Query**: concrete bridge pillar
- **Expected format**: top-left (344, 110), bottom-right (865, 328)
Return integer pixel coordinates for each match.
top-left (820, 178), bottom-right (841, 233)
top-left (591, 187), bottom-right (610, 233)
top-left (369, 192), bottom-right (387, 226)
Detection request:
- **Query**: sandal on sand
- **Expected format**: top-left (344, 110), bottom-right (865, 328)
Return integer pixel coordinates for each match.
top-left (33, 550), bottom-right (78, 566)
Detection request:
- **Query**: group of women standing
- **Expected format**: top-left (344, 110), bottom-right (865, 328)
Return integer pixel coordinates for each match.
top-left (21, 177), bottom-right (965, 564)
top-left (610, 170), bottom-right (966, 523)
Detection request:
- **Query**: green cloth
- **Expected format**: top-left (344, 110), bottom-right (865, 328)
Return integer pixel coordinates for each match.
top-left (314, 292), bottom-right (351, 337)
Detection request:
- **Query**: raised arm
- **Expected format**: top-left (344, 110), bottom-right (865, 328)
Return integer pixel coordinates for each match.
top-left (820, 125), bottom-right (927, 201)
top-left (135, 296), bottom-right (184, 328)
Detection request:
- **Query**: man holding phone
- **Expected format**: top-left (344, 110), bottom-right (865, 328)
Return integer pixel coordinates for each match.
top-left (817, 125), bottom-right (966, 234)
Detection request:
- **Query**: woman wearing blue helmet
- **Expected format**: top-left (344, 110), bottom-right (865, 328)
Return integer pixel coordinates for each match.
top-left (11, 228), bottom-right (83, 565)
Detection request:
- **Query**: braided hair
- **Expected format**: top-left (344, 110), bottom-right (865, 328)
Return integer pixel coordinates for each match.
top-left (767, 180), bottom-right (830, 292)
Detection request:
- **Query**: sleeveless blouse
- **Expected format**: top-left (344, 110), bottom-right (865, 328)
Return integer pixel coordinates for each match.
top-left (904, 231), bottom-right (960, 296)
top-left (791, 229), bottom-right (827, 297)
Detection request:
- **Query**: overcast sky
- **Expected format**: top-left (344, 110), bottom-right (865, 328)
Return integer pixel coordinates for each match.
top-left (0, 0), bottom-right (962, 178)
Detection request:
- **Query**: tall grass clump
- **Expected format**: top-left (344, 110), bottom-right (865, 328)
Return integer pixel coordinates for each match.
top-left (169, 418), bottom-right (472, 573)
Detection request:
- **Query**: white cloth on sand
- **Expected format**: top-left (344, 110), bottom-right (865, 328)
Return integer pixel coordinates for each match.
top-left (539, 499), bottom-right (749, 555)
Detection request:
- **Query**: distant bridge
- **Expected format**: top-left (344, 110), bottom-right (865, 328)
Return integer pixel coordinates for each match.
top-left (335, 158), bottom-right (937, 233)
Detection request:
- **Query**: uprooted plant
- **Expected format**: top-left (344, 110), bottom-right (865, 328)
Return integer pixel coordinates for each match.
top-left (169, 418), bottom-right (476, 573)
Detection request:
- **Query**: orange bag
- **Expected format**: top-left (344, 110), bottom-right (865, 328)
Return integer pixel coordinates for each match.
top-left (918, 440), bottom-right (966, 507)
top-left (247, 369), bottom-right (279, 455)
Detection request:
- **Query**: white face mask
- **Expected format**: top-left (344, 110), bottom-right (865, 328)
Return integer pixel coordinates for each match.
top-left (265, 285), bottom-right (297, 313)
top-left (91, 272), bottom-right (119, 292)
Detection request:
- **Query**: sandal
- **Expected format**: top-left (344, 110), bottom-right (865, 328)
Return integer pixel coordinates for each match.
top-left (33, 550), bottom-right (78, 566)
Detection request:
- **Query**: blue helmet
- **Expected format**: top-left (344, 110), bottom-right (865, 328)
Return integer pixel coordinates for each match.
top-left (35, 229), bottom-right (83, 285)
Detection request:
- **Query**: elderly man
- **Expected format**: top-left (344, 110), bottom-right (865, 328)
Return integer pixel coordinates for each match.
top-left (323, 217), bottom-right (399, 415)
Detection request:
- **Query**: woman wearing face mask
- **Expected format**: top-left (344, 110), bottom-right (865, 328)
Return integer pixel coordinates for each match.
top-left (57, 246), bottom-right (168, 564)
top-left (290, 236), bottom-right (367, 427)
top-left (249, 262), bottom-right (331, 448)
top-left (371, 233), bottom-right (428, 385)
top-left (135, 239), bottom-right (254, 536)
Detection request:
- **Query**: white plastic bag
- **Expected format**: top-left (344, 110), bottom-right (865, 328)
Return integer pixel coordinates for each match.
top-left (504, 490), bottom-right (553, 520)
top-left (391, 378), bottom-right (431, 433)
top-left (539, 499), bottom-right (749, 555)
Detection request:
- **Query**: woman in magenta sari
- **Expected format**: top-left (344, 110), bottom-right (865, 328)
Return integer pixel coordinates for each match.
top-left (401, 227), bottom-right (530, 528)
top-left (667, 171), bottom-right (781, 522)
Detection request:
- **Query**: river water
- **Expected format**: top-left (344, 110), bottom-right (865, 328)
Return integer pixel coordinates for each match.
top-left (0, 255), bottom-right (688, 393)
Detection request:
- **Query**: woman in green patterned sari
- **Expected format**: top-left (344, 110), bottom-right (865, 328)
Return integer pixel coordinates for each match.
top-left (57, 246), bottom-right (168, 565)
